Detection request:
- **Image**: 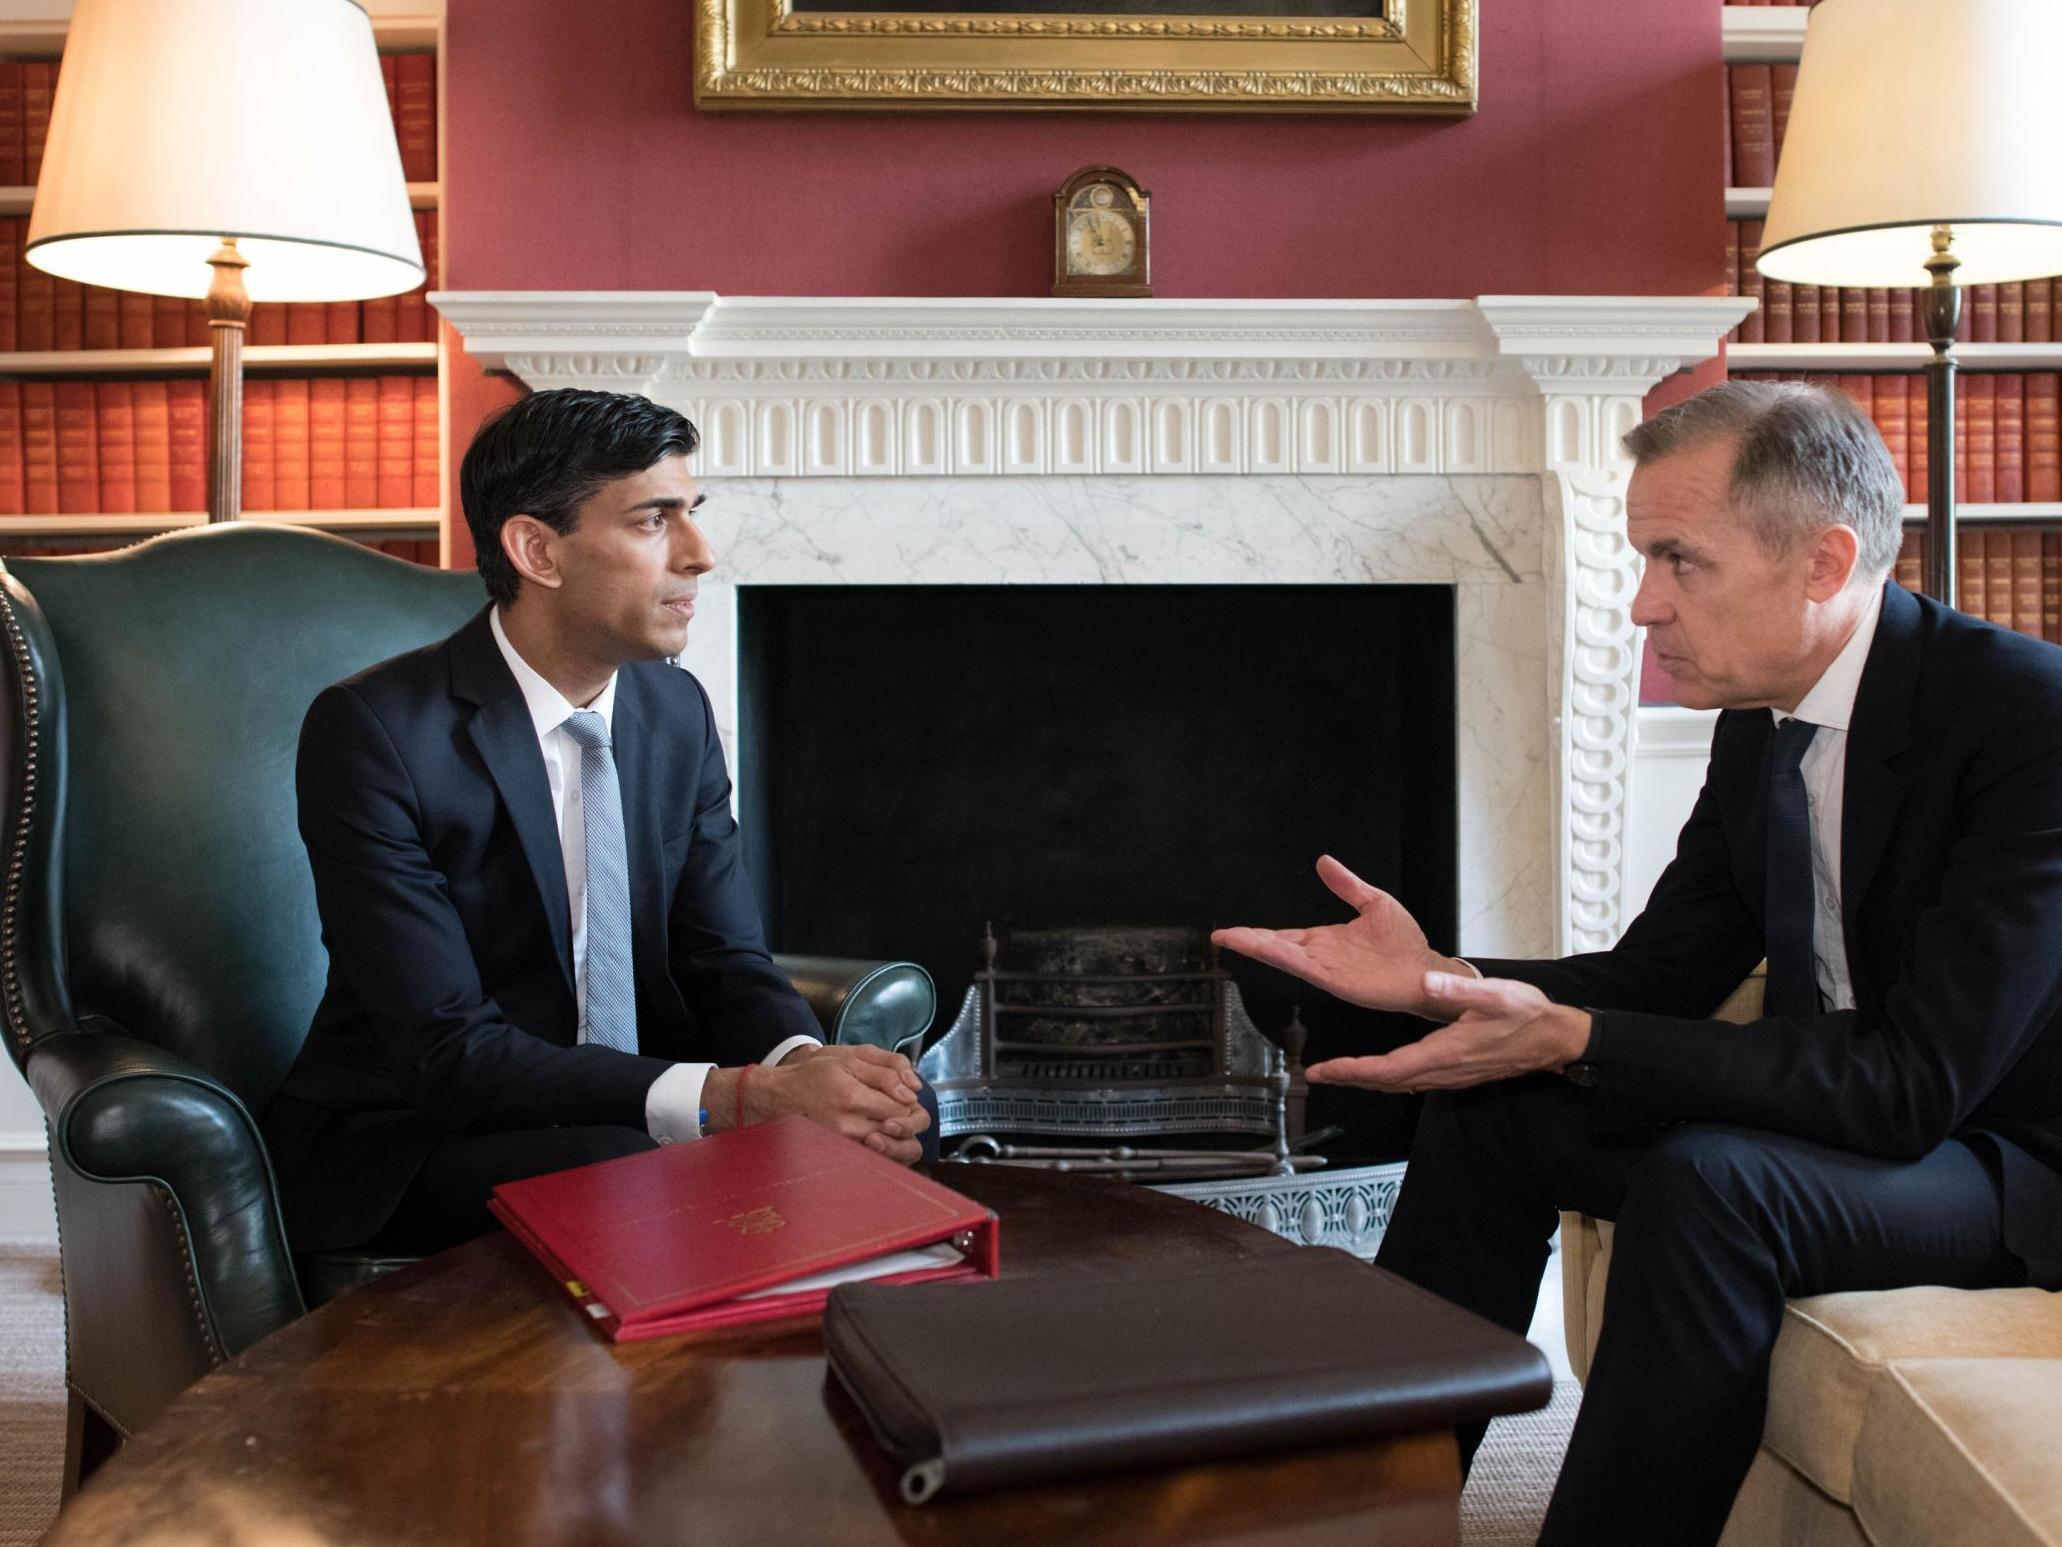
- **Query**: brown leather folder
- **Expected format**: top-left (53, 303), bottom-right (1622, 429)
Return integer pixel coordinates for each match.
top-left (824, 1245), bottom-right (1553, 1504)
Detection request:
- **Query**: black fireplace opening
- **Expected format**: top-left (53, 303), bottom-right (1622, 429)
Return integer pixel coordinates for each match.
top-left (737, 583), bottom-right (1457, 1161)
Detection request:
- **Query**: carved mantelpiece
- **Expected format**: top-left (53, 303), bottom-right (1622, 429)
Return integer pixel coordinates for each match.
top-left (435, 293), bottom-right (1749, 956)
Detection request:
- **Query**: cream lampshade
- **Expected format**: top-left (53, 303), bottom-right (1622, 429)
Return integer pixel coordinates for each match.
top-left (1759, 0), bottom-right (2062, 604)
top-left (25, 0), bottom-right (424, 522)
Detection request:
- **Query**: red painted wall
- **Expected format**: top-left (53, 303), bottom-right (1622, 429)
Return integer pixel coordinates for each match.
top-left (438, 0), bottom-right (1727, 566)
top-left (443, 0), bottom-right (1720, 299)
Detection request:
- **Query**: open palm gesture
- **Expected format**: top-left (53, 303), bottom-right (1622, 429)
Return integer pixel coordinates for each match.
top-left (1212, 855), bottom-right (1453, 1017)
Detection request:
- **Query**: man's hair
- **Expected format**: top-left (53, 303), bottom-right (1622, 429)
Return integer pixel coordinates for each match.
top-left (460, 388), bottom-right (700, 608)
top-left (1621, 379), bottom-right (1903, 580)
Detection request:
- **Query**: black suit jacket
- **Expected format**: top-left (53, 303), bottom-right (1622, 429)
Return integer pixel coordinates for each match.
top-left (1477, 581), bottom-right (2062, 1288)
top-left (264, 608), bottom-right (819, 1252)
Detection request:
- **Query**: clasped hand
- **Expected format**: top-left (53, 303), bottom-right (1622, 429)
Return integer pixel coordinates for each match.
top-left (1211, 855), bottom-right (1590, 1094)
top-left (748, 1043), bottom-right (930, 1165)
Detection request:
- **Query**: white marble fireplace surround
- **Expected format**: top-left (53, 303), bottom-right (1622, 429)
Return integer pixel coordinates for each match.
top-left (434, 294), bottom-right (1750, 961)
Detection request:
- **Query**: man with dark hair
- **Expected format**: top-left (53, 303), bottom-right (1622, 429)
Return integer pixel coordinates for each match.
top-left (1218, 380), bottom-right (2062, 1546)
top-left (264, 388), bottom-right (929, 1257)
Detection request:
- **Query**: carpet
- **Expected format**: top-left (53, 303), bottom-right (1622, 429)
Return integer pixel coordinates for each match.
top-left (1461, 1379), bottom-right (1581, 1547)
top-left (0, 1242), bottom-right (63, 1547)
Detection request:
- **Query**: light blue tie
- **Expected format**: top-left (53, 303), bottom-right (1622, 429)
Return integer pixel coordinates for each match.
top-left (562, 710), bottom-right (637, 1054)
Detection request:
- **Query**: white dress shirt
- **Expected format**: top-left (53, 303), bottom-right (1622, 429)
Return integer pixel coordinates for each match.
top-left (488, 609), bottom-right (816, 1141)
top-left (1773, 584), bottom-right (1885, 1015)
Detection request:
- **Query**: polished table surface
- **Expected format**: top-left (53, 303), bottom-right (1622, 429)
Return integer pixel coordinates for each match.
top-left (48, 1166), bottom-right (1460, 1546)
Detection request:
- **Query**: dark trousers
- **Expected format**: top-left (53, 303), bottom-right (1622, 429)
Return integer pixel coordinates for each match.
top-left (371, 1082), bottom-right (944, 1255)
top-left (1375, 1076), bottom-right (2021, 1547)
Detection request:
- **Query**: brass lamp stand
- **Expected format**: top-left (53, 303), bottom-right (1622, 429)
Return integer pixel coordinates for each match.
top-left (204, 241), bottom-right (253, 525)
top-left (1920, 228), bottom-right (1963, 606)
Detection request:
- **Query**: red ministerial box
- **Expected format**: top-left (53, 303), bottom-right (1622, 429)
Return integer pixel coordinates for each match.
top-left (489, 1115), bottom-right (998, 1341)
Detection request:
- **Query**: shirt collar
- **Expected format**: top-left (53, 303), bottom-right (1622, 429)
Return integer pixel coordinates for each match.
top-left (488, 606), bottom-right (618, 741)
top-left (1780, 583), bottom-right (1885, 734)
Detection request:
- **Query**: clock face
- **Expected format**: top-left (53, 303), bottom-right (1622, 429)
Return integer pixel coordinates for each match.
top-left (1066, 204), bottom-right (1136, 277)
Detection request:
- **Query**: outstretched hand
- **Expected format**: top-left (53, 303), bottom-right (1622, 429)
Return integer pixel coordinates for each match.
top-left (1304, 970), bottom-right (1592, 1094)
top-left (1211, 855), bottom-right (1463, 1019)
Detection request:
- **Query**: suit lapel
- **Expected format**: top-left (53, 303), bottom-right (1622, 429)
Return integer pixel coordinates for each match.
top-left (1840, 582), bottom-right (1922, 1003)
top-left (449, 608), bottom-right (576, 994)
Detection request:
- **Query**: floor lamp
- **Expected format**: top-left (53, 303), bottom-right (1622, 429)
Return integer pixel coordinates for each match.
top-left (23, 0), bottom-right (422, 524)
top-left (1759, 0), bottom-right (2062, 607)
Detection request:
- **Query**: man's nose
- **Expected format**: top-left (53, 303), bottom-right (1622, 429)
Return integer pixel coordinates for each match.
top-left (1628, 567), bottom-right (1667, 628)
top-left (676, 518), bottom-right (716, 573)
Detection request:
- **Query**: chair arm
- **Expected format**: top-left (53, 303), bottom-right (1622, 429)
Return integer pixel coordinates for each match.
top-left (1560, 1211), bottom-right (1614, 1386)
top-left (773, 954), bottom-right (937, 1059)
top-left (27, 1025), bottom-right (305, 1359)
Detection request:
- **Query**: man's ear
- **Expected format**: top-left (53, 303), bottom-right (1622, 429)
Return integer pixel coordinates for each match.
top-left (501, 515), bottom-right (564, 592)
top-left (1805, 524), bottom-right (1861, 602)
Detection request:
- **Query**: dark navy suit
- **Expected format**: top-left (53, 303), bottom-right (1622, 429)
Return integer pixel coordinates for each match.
top-left (264, 607), bottom-right (820, 1253)
top-left (1377, 581), bottom-right (2062, 1545)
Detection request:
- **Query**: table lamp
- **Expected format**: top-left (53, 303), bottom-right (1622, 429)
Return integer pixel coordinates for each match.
top-left (1758, 0), bottom-right (2062, 605)
top-left (24, 0), bottom-right (423, 523)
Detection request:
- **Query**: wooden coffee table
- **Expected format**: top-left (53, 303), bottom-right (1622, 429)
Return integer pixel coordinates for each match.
top-left (46, 1167), bottom-right (1461, 1546)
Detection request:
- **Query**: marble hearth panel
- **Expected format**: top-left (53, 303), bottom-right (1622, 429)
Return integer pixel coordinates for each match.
top-left (686, 473), bottom-right (1550, 957)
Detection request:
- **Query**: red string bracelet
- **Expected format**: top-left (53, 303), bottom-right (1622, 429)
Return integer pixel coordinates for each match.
top-left (736, 1063), bottom-right (758, 1131)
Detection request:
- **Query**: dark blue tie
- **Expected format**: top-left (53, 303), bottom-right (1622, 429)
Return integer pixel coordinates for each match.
top-left (1764, 715), bottom-right (1820, 1019)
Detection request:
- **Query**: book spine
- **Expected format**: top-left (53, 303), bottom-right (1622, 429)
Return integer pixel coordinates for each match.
top-left (81, 284), bottom-right (120, 351)
top-left (54, 381), bottom-right (98, 513)
top-left (131, 380), bottom-right (172, 512)
top-left (2011, 529), bottom-right (2043, 639)
top-left (48, 275), bottom-right (83, 351)
top-left (1841, 288), bottom-right (1868, 345)
top-left (1739, 222), bottom-right (1764, 343)
top-left (1909, 376), bottom-right (1930, 494)
top-left (0, 64), bottom-right (23, 187)
top-left (1770, 64), bottom-right (1797, 167)
top-left (21, 64), bottom-right (52, 185)
top-left (1960, 526), bottom-right (1987, 620)
top-left (1793, 282), bottom-right (1820, 345)
top-left (325, 300), bottom-right (361, 345)
top-left (396, 54), bottom-right (437, 183)
top-left (1994, 374), bottom-right (2026, 506)
top-left (1889, 288), bottom-right (1915, 345)
top-left (241, 378), bottom-right (277, 513)
top-left (0, 382), bottom-right (22, 515)
top-left (167, 379), bottom-right (208, 512)
top-left (19, 382), bottom-right (55, 515)
top-left (1965, 376), bottom-right (1996, 504)
top-left (1986, 523), bottom-right (2013, 627)
top-left (1820, 285), bottom-right (1841, 343)
top-left (1730, 64), bottom-right (1775, 188)
top-left (2030, 280), bottom-right (2054, 344)
top-left (2047, 531), bottom-right (2061, 644)
top-left (94, 380), bottom-right (135, 514)
top-left (1866, 289), bottom-right (1889, 345)
top-left (361, 289), bottom-right (399, 344)
top-left (1870, 378), bottom-right (1910, 502)
top-left (1894, 528), bottom-right (1922, 593)
top-left (344, 378), bottom-right (381, 508)
top-left (273, 379), bottom-right (311, 511)
top-left (1764, 280), bottom-right (1792, 344)
top-left (377, 375), bottom-right (415, 507)
top-left (248, 301), bottom-right (287, 347)
top-left (185, 298), bottom-right (209, 348)
top-left (0, 219), bottom-right (15, 352)
top-left (413, 374), bottom-right (440, 511)
top-left (2030, 374), bottom-right (2061, 503)
top-left (1973, 285), bottom-right (1999, 344)
top-left (2000, 282), bottom-right (2026, 344)
top-left (310, 379), bottom-right (348, 508)
top-left (286, 303), bottom-right (326, 345)
top-left (1836, 373), bottom-right (1873, 422)
top-left (118, 288), bottom-right (155, 350)
top-left (152, 295), bottom-right (186, 349)
top-left (16, 219), bottom-right (52, 351)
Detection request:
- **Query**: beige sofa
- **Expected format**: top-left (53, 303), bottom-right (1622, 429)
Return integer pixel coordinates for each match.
top-left (1561, 975), bottom-right (2062, 1547)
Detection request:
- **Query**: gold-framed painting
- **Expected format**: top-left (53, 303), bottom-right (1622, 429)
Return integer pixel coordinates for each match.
top-left (694, 0), bottom-right (1476, 113)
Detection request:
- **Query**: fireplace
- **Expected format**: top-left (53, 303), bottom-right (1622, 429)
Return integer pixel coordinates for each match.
top-left (435, 291), bottom-right (1752, 1245)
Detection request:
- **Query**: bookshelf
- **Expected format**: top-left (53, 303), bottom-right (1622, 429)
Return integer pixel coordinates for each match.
top-left (0, 2), bottom-right (445, 566)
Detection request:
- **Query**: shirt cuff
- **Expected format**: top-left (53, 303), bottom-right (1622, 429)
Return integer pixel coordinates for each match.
top-left (645, 1062), bottom-right (714, 1144)
top-left (765, 1034), bottom-right (822, 1068)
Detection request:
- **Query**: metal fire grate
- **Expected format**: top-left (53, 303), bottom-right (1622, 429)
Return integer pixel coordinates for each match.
top-left (917, 925), bottom-right (1313, 1179)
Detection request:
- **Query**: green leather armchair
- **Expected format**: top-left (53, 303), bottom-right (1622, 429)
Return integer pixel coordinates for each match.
top-left (0, 525), bottom-right (933, 1494)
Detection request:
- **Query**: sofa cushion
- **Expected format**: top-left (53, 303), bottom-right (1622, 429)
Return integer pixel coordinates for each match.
top-left (1762, 1288), bottom-right (2062, 1504)
top-left (1851, 1359), bottom-right (2062, 1547)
